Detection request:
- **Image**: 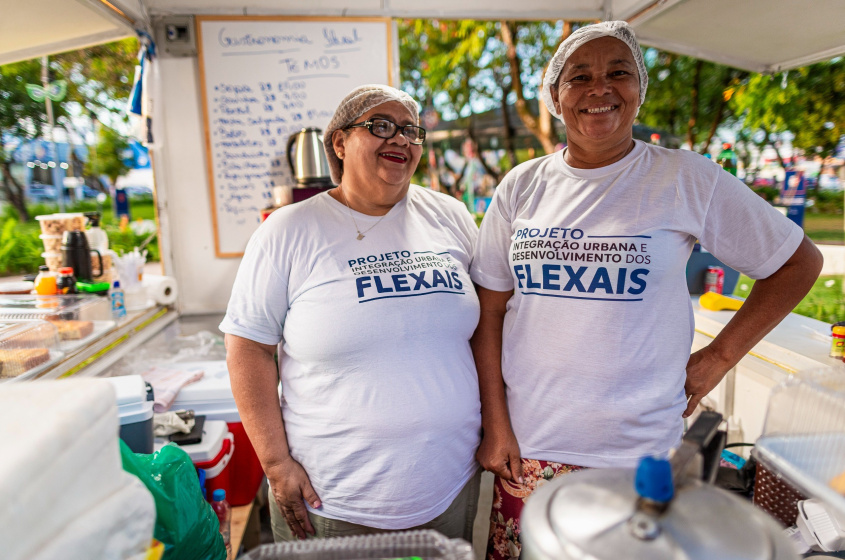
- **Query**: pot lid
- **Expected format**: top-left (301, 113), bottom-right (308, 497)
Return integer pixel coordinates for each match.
top-left (522, 467), bottom-right (796, 560)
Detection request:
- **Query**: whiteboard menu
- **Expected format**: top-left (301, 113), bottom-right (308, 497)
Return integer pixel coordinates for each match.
top-left (196, 17), bottom-right (393, 257)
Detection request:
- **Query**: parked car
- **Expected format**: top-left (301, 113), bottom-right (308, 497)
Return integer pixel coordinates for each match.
top-left (26, 183), bottom-right (57, 202)
top-left (81, 185), bottom-right (103, 199)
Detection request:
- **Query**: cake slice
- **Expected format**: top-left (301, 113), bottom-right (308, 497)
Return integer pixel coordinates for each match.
top-left (47, 320), bottom-right (95, 340)
top-left (0, 348), bottom-right (51, 378)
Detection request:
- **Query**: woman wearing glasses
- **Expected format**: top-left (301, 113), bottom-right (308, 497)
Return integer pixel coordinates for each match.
top-left (221, 85), bottom-right (482, 542)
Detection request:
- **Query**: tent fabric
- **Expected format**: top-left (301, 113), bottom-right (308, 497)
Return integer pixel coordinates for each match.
top-left (3, 1), bottom-right (844, 73)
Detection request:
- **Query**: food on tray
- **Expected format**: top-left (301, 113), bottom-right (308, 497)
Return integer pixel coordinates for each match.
top-left (0, 348), bottom-right (51, 378)
top-left (47, 319), bottom-right (94, 340)
top-left (5, 330), bottom-right (57, 348)
top-left (39, 234), bottom-right (63, 253)
top-left (42, 252), bottom-right (63, 272)
top-left (36, 213), bottom-right (86, 236)
top-left (831, 470), bottom-right (845, 495)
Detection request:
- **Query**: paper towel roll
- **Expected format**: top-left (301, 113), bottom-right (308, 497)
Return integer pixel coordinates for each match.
top-left (142, 275), bottom-right (178, 306)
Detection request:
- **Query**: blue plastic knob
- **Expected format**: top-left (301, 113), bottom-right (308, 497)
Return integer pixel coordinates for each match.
top-left (635, 456), bottom-right (674, 503)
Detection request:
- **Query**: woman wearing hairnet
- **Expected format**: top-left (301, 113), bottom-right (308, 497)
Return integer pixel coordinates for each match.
top-left (470, 21), bottom-right (822, 559)
top-left (221, 85), bottom-right (481, 541)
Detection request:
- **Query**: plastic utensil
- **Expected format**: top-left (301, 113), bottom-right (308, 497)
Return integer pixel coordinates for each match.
top-left (699, 291), bottom-right (744, 311)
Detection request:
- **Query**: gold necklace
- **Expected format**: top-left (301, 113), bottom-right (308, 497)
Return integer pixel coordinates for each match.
top-left (338, 186), bottom-right (388, 241)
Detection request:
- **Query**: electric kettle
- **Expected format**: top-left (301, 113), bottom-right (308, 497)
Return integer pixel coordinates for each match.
top-left (286, 127), bottom-right (333, 185)
top-left (520, 412), bottom-right (797, 560)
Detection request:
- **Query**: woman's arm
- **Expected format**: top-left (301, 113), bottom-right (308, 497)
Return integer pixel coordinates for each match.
top-left (684, 235), bottom-right (823, 417)
top-left (471, 286), bottom-right (523, 483)
top-left (225, 334), bottom-right (320, 538)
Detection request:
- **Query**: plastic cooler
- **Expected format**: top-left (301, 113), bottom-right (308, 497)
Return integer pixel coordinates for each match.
top-left (167, 361), bottom-right (264, 506)
top-left (104, 375), bottom-right (154, 453)
top-left (176, 420), bottom-right (235, 500)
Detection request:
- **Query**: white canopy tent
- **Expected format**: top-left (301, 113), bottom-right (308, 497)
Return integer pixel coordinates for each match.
top-left (4, 0), bottom-right (844, 314)
top-left (4, 0), bottom-right (844, 72)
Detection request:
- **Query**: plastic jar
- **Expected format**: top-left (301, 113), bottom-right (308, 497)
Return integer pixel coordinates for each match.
top-left (831, 326), bottom-right (845, 359)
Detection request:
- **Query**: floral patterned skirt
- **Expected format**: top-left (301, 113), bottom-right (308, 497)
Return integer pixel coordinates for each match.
top-left (486, 459), bottom-right (585, 560)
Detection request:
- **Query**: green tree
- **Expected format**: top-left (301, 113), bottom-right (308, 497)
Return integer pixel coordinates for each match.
top-left (732, 59), bottom-right (845, 169)
top-left (0, 39), bottom-right (138, 219)
top-left (639, 50), bottom-right (745, 153)
top-left (399, 18), bottom-right (579, 189)
top-left (85, 125), bottom-right (129, 185)
top-left (499, 20), bottom-right (574, 155)
top-left (400, 19), bottom-right (503, 191)
top-left (54, 38), bottom-right (138, 118)
top-left (0, 59), bottom-right (56, 221)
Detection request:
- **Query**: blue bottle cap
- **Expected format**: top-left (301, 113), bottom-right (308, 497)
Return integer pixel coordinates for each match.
top-left (634, 456), bottom-right (674, 503)
top-left (212, 488), bottom-right (226, 501)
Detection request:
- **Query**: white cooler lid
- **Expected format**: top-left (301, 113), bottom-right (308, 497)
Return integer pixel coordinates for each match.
top-left (102, 376), bottom-right (153, 423)
top-left (119, 400), bottom-right (154, 424)
top-left (176, 420), bottom-right (228, 463)
top-left (104, 375), bottom-right (147, 407)
top-left (162, 361), bottom-right (234, 404)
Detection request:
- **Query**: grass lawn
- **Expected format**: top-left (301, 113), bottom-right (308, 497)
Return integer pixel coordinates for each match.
top-left (733, 274), bottom-right (845, 324)
top-left (804, 213), bottom-right (844, 244)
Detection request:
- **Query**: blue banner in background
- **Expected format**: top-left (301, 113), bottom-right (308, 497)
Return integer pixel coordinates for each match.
top-left (781, 170), bottom-right (806, 228)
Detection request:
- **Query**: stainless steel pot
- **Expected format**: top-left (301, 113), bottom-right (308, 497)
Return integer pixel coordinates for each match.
top-left (520, 412), bottom-right (797, 560)
top-left (286, 127), bottom-right (333, 185)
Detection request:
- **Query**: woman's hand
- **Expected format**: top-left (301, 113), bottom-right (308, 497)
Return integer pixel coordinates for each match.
top-left (266, 456), bottom-right (322, 539)
top-left (477, 424), bottom-right (523, 483)
top-left (683, 346), bottom-right (731, 418)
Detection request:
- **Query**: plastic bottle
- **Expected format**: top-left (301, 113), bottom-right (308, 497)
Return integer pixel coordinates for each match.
top-left (84, 212), bottom-right (109, 253)
top-left (211, 489), bottom-right (231, 553)
top-left (56, 267), bottom-right (78, 294)
top-left (34, 265), bottom-right (58, 295)
top-left (716, 143), bottom-right (737, 176)
top-left (111, 280), bottom-right (127, 320)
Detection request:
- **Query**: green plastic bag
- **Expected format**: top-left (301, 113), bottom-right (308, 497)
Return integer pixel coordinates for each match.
top-left (120, 440), bottom-right (226, 560)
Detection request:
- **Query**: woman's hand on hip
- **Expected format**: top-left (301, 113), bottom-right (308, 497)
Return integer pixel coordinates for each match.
top-left (266, 456), bottom-right (321, 539)
top-left (477, 425), bottom-right (523, 483)
top-left (683, 346), bottom-right (731, 418)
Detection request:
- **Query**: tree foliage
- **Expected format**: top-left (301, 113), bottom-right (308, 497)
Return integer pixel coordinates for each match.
top-left (54, 38), bottom-right (138, 120)
top-left (85, 125), bottom-right (130, 184)
top-left (0, 38), bottom-right (139, 220)
top-left (0, 59), bottom-right (56, 221)
top-left (638, 50), bottom-right (745, 152)
top-left (399, 18), bottom-right (576, 185)
top-left (731, 59), bottom-right (845, 162)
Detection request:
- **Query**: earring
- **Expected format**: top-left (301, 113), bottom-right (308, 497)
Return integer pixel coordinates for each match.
top-left (336, 152), bottom-right (343, 158)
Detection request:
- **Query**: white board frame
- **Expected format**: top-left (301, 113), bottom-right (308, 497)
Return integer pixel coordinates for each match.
top-left (196, 16), bottom-right (394, 257)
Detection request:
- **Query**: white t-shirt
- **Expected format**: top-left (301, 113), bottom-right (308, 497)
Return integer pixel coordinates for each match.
top-left (220, 185), bottom-right (481, 529)
top-left (470, 141), bottom-right (803, 468)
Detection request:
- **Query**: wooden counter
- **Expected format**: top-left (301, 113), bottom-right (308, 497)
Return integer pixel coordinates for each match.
top-left (230, 499), bottom-right (262, 559)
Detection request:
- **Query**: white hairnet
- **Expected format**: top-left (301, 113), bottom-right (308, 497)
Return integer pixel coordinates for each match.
top-left (323, 84), bottom-right (420, 184)
top-left (541, 21), bottom-right (648, 122)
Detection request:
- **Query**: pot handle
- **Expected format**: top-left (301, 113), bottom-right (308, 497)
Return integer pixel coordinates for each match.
top-left (671, 411), bottom-right (724, 484)
top-left (90, 249), bottom-right (103, 278)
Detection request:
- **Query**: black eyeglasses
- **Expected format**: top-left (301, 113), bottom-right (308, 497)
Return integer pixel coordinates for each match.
top-left (344, 118), bottom-right (426, 145)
